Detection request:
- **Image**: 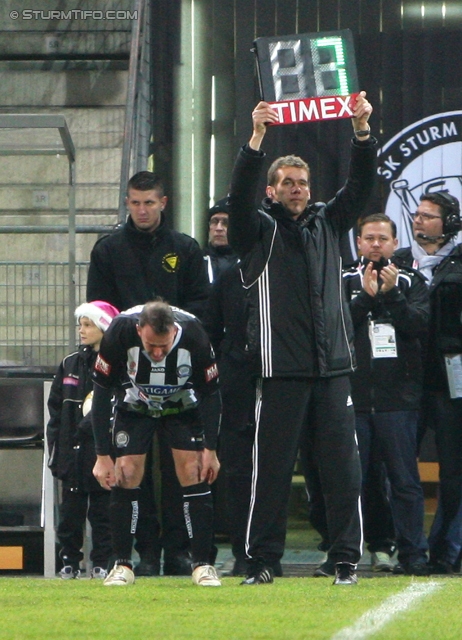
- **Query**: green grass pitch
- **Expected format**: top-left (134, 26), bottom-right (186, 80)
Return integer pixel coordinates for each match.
top-left (1, 574), bottom-right (462, 639)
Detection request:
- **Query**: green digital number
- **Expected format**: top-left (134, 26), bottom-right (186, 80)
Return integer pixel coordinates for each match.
top-left (311, 36), bottom-right (350, 96)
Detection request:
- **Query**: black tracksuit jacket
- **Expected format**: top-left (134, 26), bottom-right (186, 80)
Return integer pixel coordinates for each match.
top-left (47, 346), bottom-right (101, 492)
top-left (342, 258), bottom-right (429, 412)
top-left (394, 244), bottom-right (462, 392)
top-left (227, 137), bottom-right (377, 378)
top-left (203, 243), bottom-right (239, 283)
top-left (203, 263), bottom-right (255, 432)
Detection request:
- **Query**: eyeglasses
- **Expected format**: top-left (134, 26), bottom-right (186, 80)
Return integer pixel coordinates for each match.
top-left (209, 217), bottom-right (229, 227)
top-left (410, 212), bottom-right (443, 222)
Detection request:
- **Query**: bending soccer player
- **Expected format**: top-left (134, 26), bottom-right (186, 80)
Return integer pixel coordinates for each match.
top-left (91, 300), bottom-right (222, 587)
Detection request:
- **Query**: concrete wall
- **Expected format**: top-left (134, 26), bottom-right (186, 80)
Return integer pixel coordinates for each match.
top-left (0, 0), bottom-right (134, 364)
top-left (0, 0), bottom-right (133, 262)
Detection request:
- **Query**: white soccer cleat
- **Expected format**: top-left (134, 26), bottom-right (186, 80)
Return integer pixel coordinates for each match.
top-left (103, 563), bottom-right (135, 586)
top-left (192, 564), bottom-right (221, 587)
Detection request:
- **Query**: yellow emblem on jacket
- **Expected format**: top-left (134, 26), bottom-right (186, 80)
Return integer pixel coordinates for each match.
top-left (162, 253), bottom-right (180, 273)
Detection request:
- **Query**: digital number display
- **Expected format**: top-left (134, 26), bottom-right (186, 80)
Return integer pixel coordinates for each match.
top-left (254, 29), bottom-right (359, 125)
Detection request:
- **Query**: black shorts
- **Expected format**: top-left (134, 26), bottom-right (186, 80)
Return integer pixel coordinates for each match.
top-left (112, 407), bottom-right (205, 457)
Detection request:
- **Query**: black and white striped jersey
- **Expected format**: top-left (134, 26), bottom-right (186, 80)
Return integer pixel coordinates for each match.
top-left (92, 305), bottom-right (219, 417)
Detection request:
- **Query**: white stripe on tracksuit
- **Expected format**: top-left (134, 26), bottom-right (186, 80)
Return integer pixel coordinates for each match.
top-left (245, 377), bottom-right (263, 559)
top-left (258, 266), bottom-right (272, 377)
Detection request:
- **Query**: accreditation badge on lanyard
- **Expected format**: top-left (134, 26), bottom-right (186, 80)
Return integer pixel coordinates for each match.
top-left (368, 320), bottom-right (398, 358)
top-left (358, 262), bottom-right (398, 359)
top-left (444, 354), bottom-right (462, 399)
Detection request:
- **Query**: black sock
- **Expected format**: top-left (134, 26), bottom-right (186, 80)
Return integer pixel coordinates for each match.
top-left (182, 482), bottom-right (214, 567)
top-left (109, 486), bottom-right (140, 567)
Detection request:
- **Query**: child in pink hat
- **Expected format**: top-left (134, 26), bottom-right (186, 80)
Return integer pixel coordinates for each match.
top-left (47, 301), bottom-right (119, 579)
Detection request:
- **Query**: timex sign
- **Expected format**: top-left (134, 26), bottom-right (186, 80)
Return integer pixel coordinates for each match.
top-left (254, 29), bottom-right (359, 125)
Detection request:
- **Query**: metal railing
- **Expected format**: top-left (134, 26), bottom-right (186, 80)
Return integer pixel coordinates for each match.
top-left (0, 261), bottom-right (89, 367)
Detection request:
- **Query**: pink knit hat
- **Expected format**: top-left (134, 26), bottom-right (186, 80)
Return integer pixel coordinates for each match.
top-left (74, 300), bottom-right (120, 332)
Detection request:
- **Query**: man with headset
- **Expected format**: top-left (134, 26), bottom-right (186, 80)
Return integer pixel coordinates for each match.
top-left (394, 190), bottom-right (462, 574)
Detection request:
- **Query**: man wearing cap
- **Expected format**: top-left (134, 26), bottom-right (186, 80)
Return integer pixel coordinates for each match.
top-left (394, 190), bottom-right (462, 574)
top-left (202, 199), bottom-right (241, 560)
top-left (203, 198), bottom-right (239, 283)
top-left (47, 300), bottom-right (119, 579)
top-left (203, 259), bottom-right (263, 577)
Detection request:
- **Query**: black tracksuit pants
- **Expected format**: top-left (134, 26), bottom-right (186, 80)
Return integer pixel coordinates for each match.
top-left (246, 375), bottom-right (362, 567)
top-left (58, 488), bottom-right (112, 569)
top-left (425, 391), bottom-right (462, 564)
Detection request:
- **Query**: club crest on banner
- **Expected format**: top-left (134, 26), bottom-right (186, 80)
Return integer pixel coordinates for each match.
top-left (377, 111), bottom-right (462, 248)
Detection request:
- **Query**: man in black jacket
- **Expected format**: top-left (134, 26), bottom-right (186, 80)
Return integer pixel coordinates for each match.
top-left (394, 191), bottom-right (462, 574)
top-left (203, 263), bottom-right (257, 577)
top-left (228, 93), bottom-right (375, 585)
top-left (343, 213), bottom-right (430, 575)
top-left (87, 172), bottom-right (210, 576)
top-left (203, 198), bottom-right (239, 283)
top-left (87, 172), bottom-right (209, 316)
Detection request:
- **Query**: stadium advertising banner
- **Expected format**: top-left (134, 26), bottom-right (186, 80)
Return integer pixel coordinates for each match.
top-left (378, 112), bottom-right (462, 247)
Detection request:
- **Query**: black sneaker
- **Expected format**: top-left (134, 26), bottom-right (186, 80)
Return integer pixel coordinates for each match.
top-left (229, 558), bottom-right (281, 577)
top-left (429, 559), bottom-right (454, 575)
top-left (313, 559), bottom-right (336, 577)
top-left (454, 551), bottom-right (462, 573)
top-left (231, 558), bottom-right (248, 577)
top-left (90, 566), bottom-right (108, 579)
top-left (392, 562), bottom-right (405, 575)
top-left (273, 560), bottom-right (283, 577)
top-left (163, 552), bottom-right (192, 576)
top-left (59, 565), bottom-right (80, 580)
top-left (241, 566), bottom-right (274, 585)
top-left (317, 539), bottom-right (331, 553)
top-left (333, 562), bottom-right (358, 585)
top-left (134, 559), bottom-right (161, 576)
top-left (400, 561), bottom-right (430, 576)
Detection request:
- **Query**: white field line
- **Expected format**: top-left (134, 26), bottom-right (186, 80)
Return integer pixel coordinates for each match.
top-left (330, 581), bottom-right (442, 640)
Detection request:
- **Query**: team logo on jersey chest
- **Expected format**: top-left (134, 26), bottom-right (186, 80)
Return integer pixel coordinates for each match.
top-left (162, 253), bottom-right (180, 273)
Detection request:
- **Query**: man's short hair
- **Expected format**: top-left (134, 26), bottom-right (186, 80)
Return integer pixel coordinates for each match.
top-left (357, 213), bottom-right (397, 239)
top-left (139, 300), bottom-right (174, 333)
top-left (267, 155), bottom-right (310, 187)
top-left (127, 171), bottom-right (164, 196)
top-left (420, 191), bottom-right (461, 237)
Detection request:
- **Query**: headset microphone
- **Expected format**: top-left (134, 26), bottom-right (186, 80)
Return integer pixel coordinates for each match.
top-left (416, 232), bottom-right (446, 242)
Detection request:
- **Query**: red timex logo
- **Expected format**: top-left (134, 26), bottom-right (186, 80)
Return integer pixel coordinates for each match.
top-left (268, 93), bottom-right (359, 125)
